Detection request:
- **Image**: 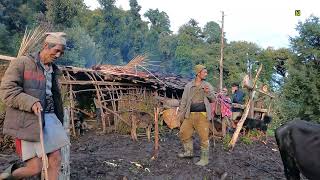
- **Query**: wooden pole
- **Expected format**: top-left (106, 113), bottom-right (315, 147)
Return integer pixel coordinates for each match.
top-left (109, 85), bottom-right (117, 127)
top-left (211, 107), bottom-right (216, 147)
top-left (232, 103), bottom-right (269, 113)
top-left (38, 113), bottom-right (49, 180)
top-left (59, 107), bottom-right (71, 180)
top-left (267, 99), bottom-right (273, 115)
top-left (257, 89), bottom-right (274, 98)
top-left (229, 65), bottom-right (263, 150)
top-left (85, 72), bottom-right (107, 133)
top-left (0, 55), bottom-right (16, 61)
top-left (100, 106), bottom-right (130, 126)
top-left (93, 72), bottom-right (111, 129)
top-left (71, 107), bottom-right (95, 118)
top-left (219, 11), bottom-right (225, 91)
top-left (65, 72), bottom-right (76, 137)
top-left (97, 88), bottom-right (106, 133)
top-left (151, 107), bottom-right (159, 160)
top-left (69, 84), bottom-right (76, 137)
top-left (249, 91), bottom-right (255, 119)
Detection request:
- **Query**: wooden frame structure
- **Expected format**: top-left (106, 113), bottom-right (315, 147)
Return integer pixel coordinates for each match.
top-left (0, 55), bottom-right (187, 137)
top-left (52, 65), bottom-right (186, 136)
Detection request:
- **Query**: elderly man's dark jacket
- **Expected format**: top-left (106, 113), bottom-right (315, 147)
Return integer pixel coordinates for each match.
top-left (0, 53), bottom-right (64, 142)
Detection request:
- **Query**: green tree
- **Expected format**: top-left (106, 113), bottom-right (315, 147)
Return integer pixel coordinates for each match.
top-left (174, 19), bottom-right (202, 77)
top-left (57, 25), bottom-right (102, 67)
top-left (0, 0), bottom-right (45, 55)
top-left (177, 19), bottom-right (203, 47)
top-left (144, 9), bottom-right (171, 34)
top-left (143, 9), bottom-right (172, 71)
top-left (258, 48), bottom-right (292, 88)
top-left (45, 0), bottom-right (85, 28)
top-left (223, 41), bottom-right (261, 86)
top-left (203, 21), bottom-right (221, 44)
top-left (97, 0), bottom-right (124, 64)
top-left (281, 15), bottom-right (320, 122)
top-left (122, 0), bottom-right (148, 62)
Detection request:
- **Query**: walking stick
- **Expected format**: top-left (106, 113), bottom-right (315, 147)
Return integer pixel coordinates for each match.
top-left (212, 118), bottom-right (216, 147)
top-left (37, 113), bottom-right (49, 180)
top-left (211, 101), bottom-right (217, 148)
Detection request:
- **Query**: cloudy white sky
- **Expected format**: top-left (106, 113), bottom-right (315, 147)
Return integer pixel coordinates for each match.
top-left (84, 0), bottom-right (319, 49)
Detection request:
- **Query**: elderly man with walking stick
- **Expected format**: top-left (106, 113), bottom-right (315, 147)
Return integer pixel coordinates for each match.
top-left (0, 32), bottom-right (70, 180)
top-left (177, 64), bottom-right (216, 166)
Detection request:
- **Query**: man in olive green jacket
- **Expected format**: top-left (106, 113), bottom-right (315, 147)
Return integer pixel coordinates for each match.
top-left (177, 64), bottom-right (216, 166)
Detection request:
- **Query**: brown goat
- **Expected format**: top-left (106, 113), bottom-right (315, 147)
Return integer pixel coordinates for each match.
top-left (130, 111), bottom-right (153, 142)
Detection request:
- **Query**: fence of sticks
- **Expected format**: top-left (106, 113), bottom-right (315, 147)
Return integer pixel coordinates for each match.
top-left (58, 62), bottom-right (186, 136)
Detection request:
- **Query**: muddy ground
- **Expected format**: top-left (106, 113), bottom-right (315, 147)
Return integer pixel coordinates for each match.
top-left (0, 128), bottom-right (286, 180)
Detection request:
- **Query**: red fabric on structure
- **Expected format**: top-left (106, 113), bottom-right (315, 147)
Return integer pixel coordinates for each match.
top-left (211, 102), bottom-right (216, 116)
top-left (15, 138), bottom-right (22, 158)
top-left (221, 97), bottom-right (232, 118)
top-left (211, 93), bottom-right (232, 118)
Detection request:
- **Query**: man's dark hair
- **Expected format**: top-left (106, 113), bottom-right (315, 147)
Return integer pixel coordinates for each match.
top-left (232, 82), bottom-right (239, 87)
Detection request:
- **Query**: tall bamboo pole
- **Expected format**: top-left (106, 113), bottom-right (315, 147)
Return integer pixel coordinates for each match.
top-left (229, 65), bottom-right (263, 150)
top-left (219, 11), bottom-right (225, 90)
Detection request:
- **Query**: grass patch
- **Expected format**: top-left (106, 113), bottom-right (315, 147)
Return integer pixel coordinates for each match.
top-left (240, 135), bottom-right (253, 145)
top-left (267, 129), bottom-right (275, 137)
top-left (222, 134), bottom-right (232, 150)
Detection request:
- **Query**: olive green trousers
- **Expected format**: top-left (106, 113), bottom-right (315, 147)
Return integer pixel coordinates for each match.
top-left (179, 112), bottom-right (210, 148)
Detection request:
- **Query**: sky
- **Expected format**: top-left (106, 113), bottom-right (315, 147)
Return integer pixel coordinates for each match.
top-left (84, 0), bottom-right (319, 49)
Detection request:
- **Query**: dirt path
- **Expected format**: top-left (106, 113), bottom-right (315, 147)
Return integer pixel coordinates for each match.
top-left (0, 130), bottom-right (285, 180)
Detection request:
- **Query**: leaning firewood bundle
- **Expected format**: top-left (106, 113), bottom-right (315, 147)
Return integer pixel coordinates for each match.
top-left (162, 99), bottom-right (180, 109)
top-left (162, 108), bottom-right (180, 129)
top-left (155, 96), bottom-right (181, 129)
top-left (155, 96), bottom-right (180, 109)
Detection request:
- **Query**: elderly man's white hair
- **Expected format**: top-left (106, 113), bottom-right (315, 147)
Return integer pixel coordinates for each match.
top-left (44, 32), bottom-right (67, 46)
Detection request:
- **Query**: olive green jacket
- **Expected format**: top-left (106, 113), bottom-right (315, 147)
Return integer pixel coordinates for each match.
top-left (179, 80), bottom-right (216, 120)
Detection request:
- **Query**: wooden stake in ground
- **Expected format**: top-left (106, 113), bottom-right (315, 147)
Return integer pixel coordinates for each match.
top-left (151, 107), bottom-right (159, 160)
top-left (37, 113), bottom-right (49, 180)
top-left (229, 65), bottom-right (263, 150)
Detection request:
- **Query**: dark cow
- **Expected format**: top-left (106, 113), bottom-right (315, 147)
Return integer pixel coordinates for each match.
top-left (275, 120), bottom-right (320, 180)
